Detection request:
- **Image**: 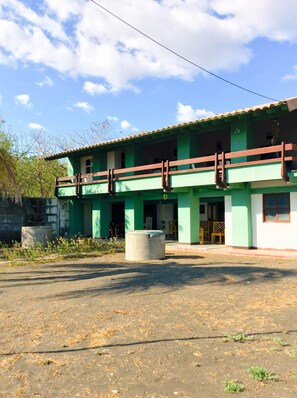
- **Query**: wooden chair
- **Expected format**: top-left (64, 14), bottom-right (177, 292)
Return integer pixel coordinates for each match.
top-left (200, 221), bottom-right (210, 242)
top-left (211, 221), bottom-right (225, 244)
top-left (199, 227), bottom-right (204, 244)
top-left (168, 221), bottom-right (178, 240)
top-left (144, 217), bottom-right (152, 230)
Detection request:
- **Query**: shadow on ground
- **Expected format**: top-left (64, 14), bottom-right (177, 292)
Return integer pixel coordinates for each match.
top-left (1, 255), bottom-right (296, 299)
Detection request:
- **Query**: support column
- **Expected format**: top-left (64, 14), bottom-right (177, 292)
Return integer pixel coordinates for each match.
top-left (231, 184), bottom-right (253, 248)
top-left (125, 195), bottom-right (144, 232)
top-left (67, 157), bottom-right (80, 175)
top-left (231, 118), bottom-right (254, 162)
top-left (69, 200), bottom-right (83, 236)
top-left (92, 198), bottom-right (109, 238)
top-left (177, 132), bottom-right (197, 169)
top-left (178, 189), bottom-right (199, 243)
top-left (93, 152), bottom-right (107, 172)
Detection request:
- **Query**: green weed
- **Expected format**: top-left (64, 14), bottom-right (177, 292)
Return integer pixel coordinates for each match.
top-left (224, 332), bottom-right (253, 343)
top-left (286, 349), bottom-right (297, 359)
top-left (224, 380), bottom-right (245, 393)
top-left (41, 359), bottom-right (53, 365)
top-left (272, 337), bottom-right (289, 347)
top-left (247, 366), bottom-right (278, 381)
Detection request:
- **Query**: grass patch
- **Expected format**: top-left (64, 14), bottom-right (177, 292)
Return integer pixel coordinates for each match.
top-left (224, 332), bottom-right (253, 343)
top-left (286, 349), bottom-right (297, 359)
top-left (1, 237), bottom-right (124, 265)
top-left (247, 366), bottom-right (278, 381)
top-left (224, 380), bottom-right (245, 393)
top-left (272, 337), bottom-right (289, 347)
top-left (41, 360), bottom-right (53, 366)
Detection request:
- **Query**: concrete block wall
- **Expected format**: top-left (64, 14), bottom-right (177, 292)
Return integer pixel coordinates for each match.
top-left (0, 197), bottom-right (69, 243)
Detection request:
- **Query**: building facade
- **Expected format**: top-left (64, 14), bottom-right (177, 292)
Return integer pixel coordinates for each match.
top-left (46, 97), bottom-right (297, 250)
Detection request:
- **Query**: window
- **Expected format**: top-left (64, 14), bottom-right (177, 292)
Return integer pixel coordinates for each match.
top-left (121, 152), bottom-right (126, 168)
top-left (84, 157), bottom-right (93, 174)
top-left (263, 193), bottom-right (290, 222)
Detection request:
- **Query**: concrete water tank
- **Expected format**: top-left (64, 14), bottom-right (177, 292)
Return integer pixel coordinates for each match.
top-left (21, 226), bottom-right (52, 248)
top-left (126, 230), bottom-right (165, 261)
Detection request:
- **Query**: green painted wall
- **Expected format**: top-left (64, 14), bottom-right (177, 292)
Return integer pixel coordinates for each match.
top-left (125, 195), bottom-right (144, 232)
top-left (231, 184), bottom-right (252, 248)
top-left (67, 157), bottom-right (80, 175)
top-left (177, 189), bottom-right (199, 243)
top-left (69, 200), bottom-right (83, 235)
top-left (92, 198), bottom-right (109, 238)
top-left (230, 119), bottom-right (254, 162)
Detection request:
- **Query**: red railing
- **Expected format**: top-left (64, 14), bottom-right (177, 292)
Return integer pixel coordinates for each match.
top-left (55, 143), bottom-right (297, 195)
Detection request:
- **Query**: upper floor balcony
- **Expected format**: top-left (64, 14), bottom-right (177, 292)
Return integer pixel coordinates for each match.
top-left (55, 143), bottom-right (297, 198)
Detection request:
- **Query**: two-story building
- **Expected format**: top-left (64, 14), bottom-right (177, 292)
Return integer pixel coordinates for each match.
top-left (46, 97), bottom-right (297, 250)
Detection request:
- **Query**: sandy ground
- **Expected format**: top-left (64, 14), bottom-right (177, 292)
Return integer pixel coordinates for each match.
top-left (0, 252), bottom-right (297, 398)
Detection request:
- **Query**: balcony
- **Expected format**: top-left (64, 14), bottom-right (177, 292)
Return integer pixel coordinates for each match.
top-left (55, 143), bottom-right (297, 198)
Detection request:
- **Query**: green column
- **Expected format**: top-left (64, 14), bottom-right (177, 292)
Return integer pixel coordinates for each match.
top-left (230, 118), bottom-right (254, 163)
top-left (177, 189), bottom-right (199, 243)
top-left (93, 151), bottom-right (107, 172)
top-left (177, 131), bottom-right (197, 170)
top-left (125, 195), bottom-right (144, 232)
top-left (69, 200), bottom-right (83, 236)
top-left (231, 184), bottom-right (252, 248)
top-left (92, 198), bottom-right (109, 238)
top-left (67, 157), bottom-right (80, 175)
top-left (125, 144), bottom-right (141, 168)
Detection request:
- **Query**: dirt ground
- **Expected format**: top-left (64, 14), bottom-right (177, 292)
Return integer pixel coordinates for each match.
top-left (0, 251), bottom-right (297, 398)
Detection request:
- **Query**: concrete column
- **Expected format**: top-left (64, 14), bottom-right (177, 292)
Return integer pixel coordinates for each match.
top-left (125, 144), bottom-right (141, 168)
top-left (177, 131), bottom-right (197, 169)
top-left (231, 184), bottom-right (253, 248)
top-left (125, 195), bottom-right (144, 232)
top-left (69, 200), bottom-right (83, 236)
top-left (177, 189), bottom-right (199, 243)
top-left (67, 157), bottom-right (80, 175)
top-left (93, 152), bottom-right (107, 172)
top-left (230, 118), bottom-right (254, 163)
top-left (92, 198), bottom-right (109, 238)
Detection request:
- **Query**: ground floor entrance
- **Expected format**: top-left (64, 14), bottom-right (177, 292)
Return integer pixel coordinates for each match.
top-left (199, 197), bottom-right (225, 244)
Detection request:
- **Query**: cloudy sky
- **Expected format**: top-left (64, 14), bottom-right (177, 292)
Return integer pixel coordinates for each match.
top-left (0, 0), bottom-right (297, 146)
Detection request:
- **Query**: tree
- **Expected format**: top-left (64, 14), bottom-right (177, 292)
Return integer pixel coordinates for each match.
top-left (55, 120), bottom-right (113, 151)
top-left (0, 127), bottom-right (20, 201)
top-left (0, 126), bottom-right (66, 198)
top-left (14, 130), bottom-right (67, 197)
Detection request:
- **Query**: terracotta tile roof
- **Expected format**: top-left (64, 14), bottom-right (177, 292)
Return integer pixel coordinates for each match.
top-left (45, 97), bottom-right (297, 160)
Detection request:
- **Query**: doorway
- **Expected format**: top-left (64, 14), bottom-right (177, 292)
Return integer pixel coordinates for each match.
top-left (110, 202), bottom-right (125, 237)
top-left (83, 202), bottom-right (92, 237)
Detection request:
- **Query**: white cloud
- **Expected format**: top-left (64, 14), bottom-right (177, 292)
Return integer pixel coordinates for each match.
top-left (14, 94), bottom-right (32, 108)
top-left (120, 120), bottom-right (131, 130)
top-left (28, 122), bottom-right (45, 130)
top-left (1, 1), bottom-right (297, 91)
top-left (282, 65), bottom-right (297, 81)
top-left (119, 119), bottom-right (139, 133)
top-left (107, 115), bottom-right (118, 122)
top-left (176, 102), bottom-right (214, 123)
top-left (36, 75), bottom-right (54, 87)
top-left (83, 81), bottom-right (110, 95)
top-left (74, 101), bottom-right (94, 113)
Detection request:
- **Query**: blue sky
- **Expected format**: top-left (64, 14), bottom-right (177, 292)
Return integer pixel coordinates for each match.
top-left (1, 0), bottom-right (297, 151)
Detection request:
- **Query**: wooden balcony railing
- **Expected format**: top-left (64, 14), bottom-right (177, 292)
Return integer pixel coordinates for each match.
top-left (55, 142), bottom-right (297, 196)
